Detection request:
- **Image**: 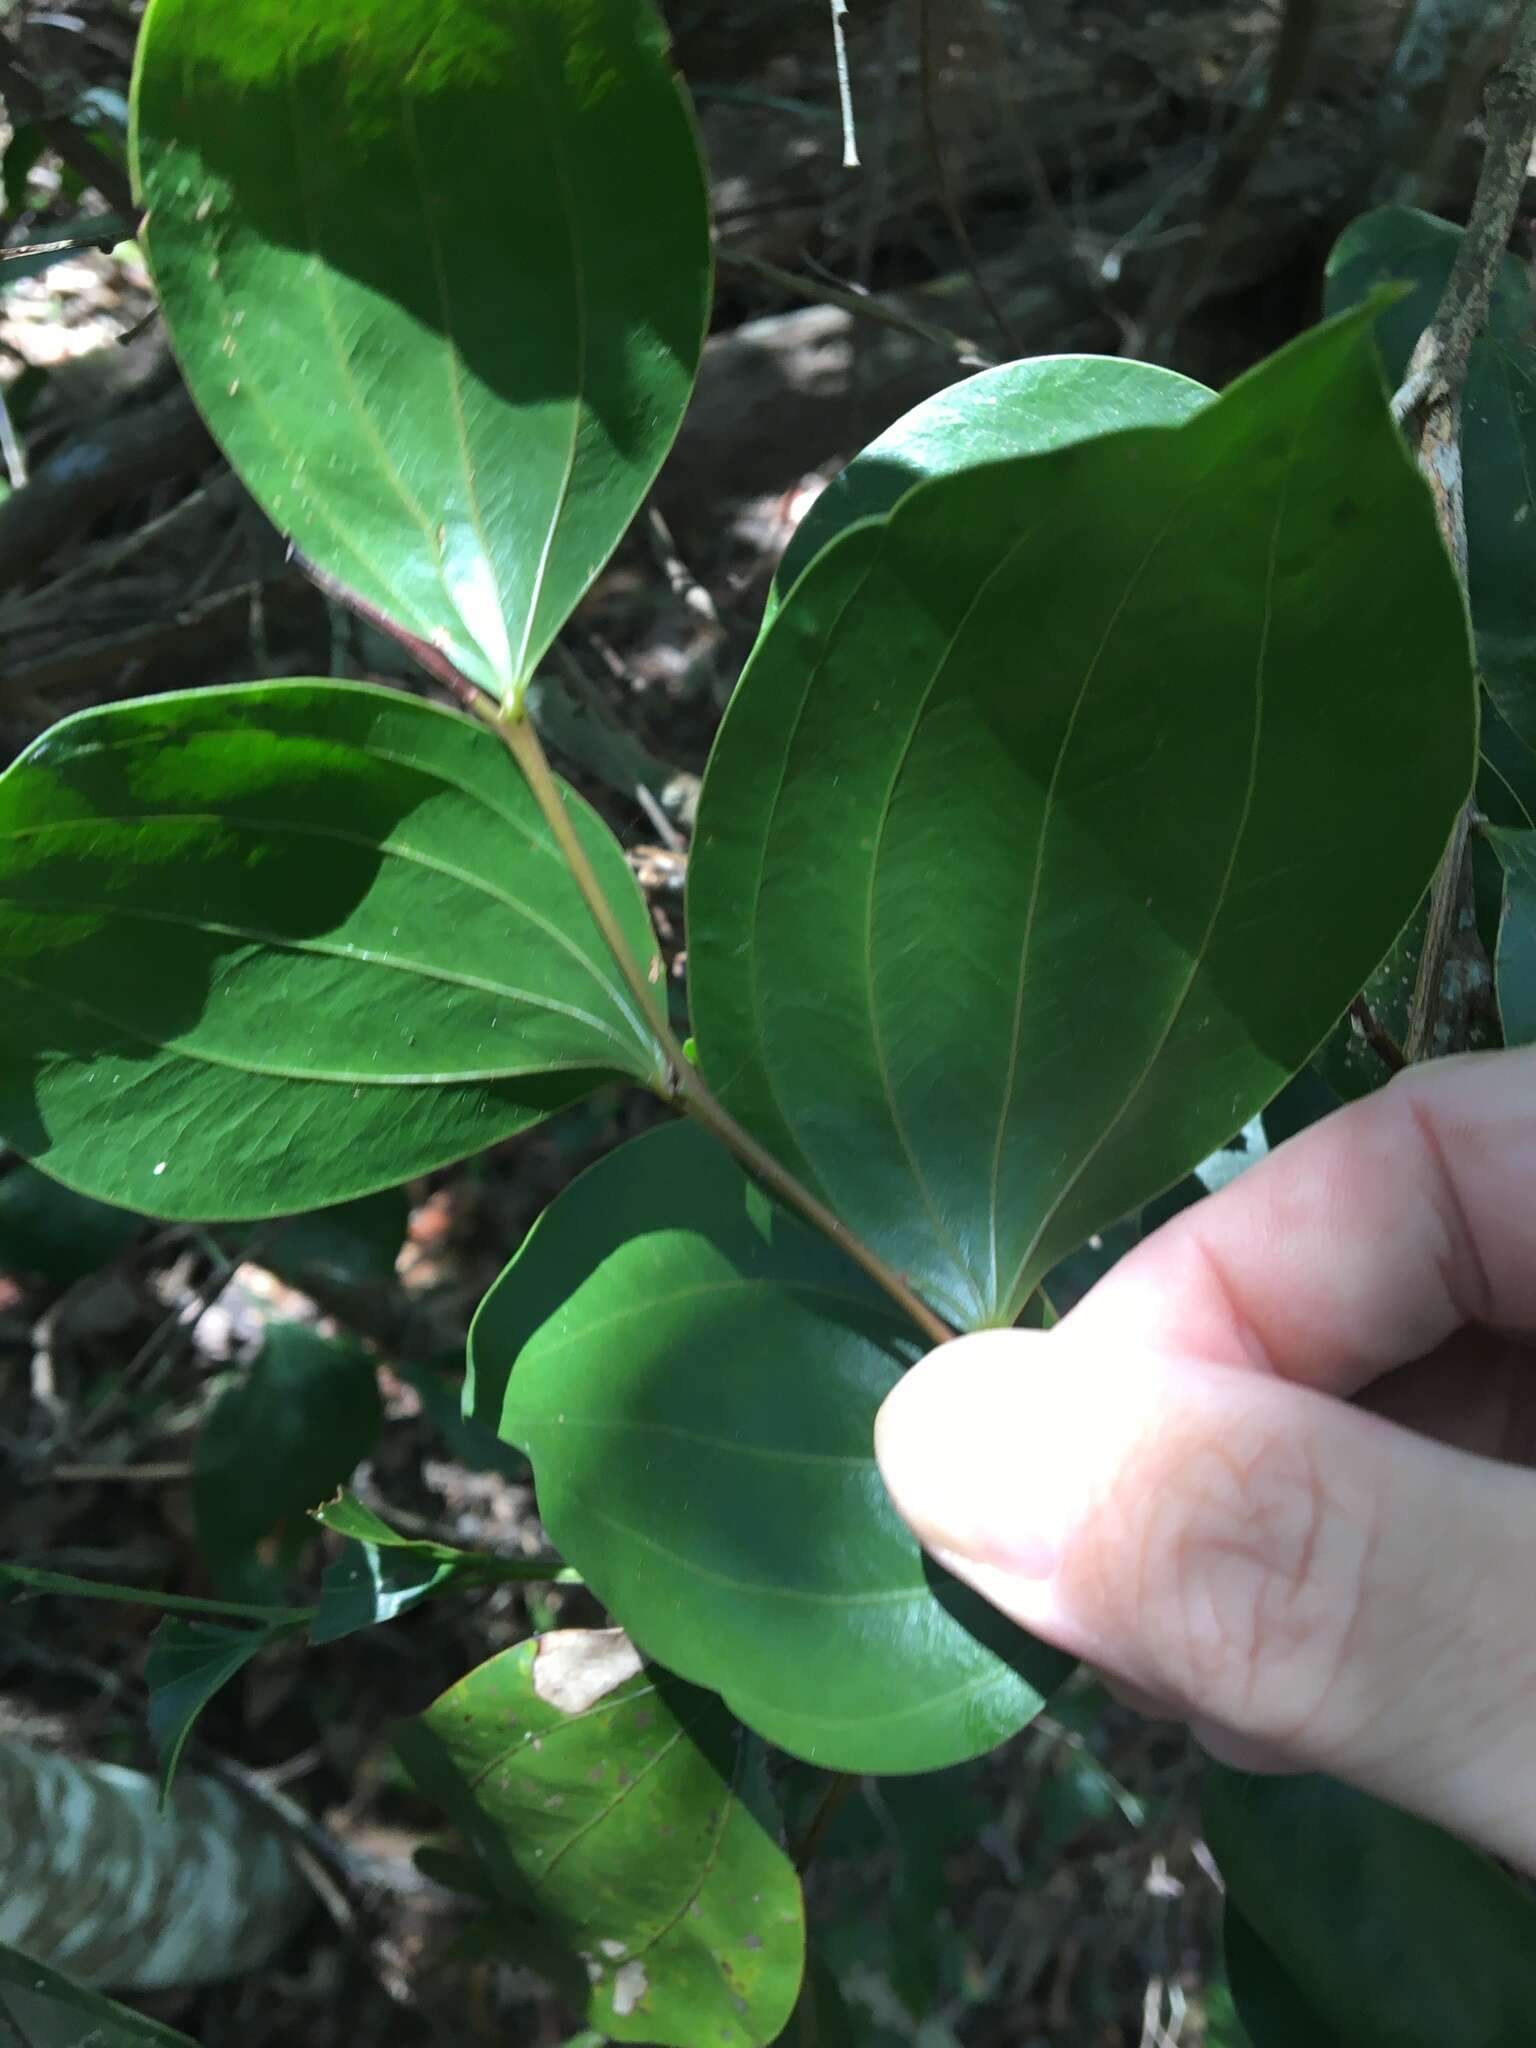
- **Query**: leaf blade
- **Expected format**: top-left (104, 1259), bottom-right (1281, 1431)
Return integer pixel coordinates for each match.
top-left (145, 1617), bottom-right (288, 1799)
top-left (473, 1121), bottom-right (1071, 1773)
top-left (0, 1941), bottom-right (201, 2047)
top-left (130, 0), bottom-right (711, 700)
top-left (1203, 1767), bottom-right (1536, 2045)
top-left (0, 680), bottom-right (663, 1216)
top-left (689, 310), bottom-right (1475, 1324)
top-left (394, 1632), bottom-right (804, 2046)
top-left (1489, 826), bottom-right (1536, 1045)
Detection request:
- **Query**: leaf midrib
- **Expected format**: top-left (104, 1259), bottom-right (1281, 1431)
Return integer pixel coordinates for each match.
top-left (0, 959), bottom-right (608, 1089)
top-left (0, 807), bottom-right (646, 1058)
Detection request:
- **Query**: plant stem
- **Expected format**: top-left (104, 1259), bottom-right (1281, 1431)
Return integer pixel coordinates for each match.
top-left (1397, 1), bottom-right (1536, 1061)
top-left (496, 705), bottom-right (679, 1060)
top-left (490, 706), bottom-right (956, 1351)
top-left (1, 1563), bottom-right (312, 1624)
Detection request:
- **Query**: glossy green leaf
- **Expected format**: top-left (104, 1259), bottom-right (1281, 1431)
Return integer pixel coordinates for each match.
top-left (1489, 826), bottom-right (1536, 1046)
top-left (309, 1490), bottom-right (563, 1643)
top-left (0, 680), bottom-right (666, 1218)
top-left (1203, 1767), bottom-right (1536, 2045)
top-left (770, 355), bottom-right (1212, 622)
top-left (131, 0), bottom-right (710, 704)
top-left (145, 1617), bottom-right (288, 1798)
top-left (1325, 205), bottom-right (1536, 753)
top-left (194, 1323), bottom-right (382, 1591)
top-left (394, 1631), bottom-right (804, 2046)
top-left (1219, 1906), bottom-right (1336, 2048)
top-left (689, 309), bottom-right (1475, 1327)
top-left (0, 1941), bottom-right (200, 2047)
top-left (472, 1121), bottom-right (1072, 1773)
top-left (0, 1162), bottom-right (140, 1287)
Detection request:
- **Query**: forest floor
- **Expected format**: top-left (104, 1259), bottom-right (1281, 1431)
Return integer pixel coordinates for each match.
top-left (0, 0), bottom-right (1504, 2041)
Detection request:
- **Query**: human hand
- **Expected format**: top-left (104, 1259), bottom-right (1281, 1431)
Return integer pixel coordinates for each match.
top-left (875, 1048), bottom-right (1536, 1871)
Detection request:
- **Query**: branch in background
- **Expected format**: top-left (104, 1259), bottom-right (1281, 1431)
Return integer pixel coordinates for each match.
top-left (1142, 0), bottom-right (1323, 355)
top-left (0, 41), bottom-right (137, 221)
top-left (916, 0), bottom-right (1017, 354)
top-left (1398, 1), bottom-right (1536, 1061)
top-left (716, 245), bottom-right (995, 367)
top-left (0, 383), bottom-right (212, 593)
top-left (1366, 0), bottom-right (1522, 208)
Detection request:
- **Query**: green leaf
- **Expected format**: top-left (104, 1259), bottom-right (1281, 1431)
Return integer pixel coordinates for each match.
top-left (0, 1162), bottom-right (140, 1286)
top-left (394, 1630), bottom-right (804, 2046)
top-left (0, 680), bottom-right (665, 1217)
top-left (255, 1187), bottom-right (408, 1291)
top-left (1202, 1767), bottom-right (1536, 2045)
top-left (769, 354), bottom-right (1212, 623)
top-left (131, 0), bottom-right (711, 704)
top-left (309, 1490), bottom-right (563, 1643)
top-left (0, 1940), bottom-right (200, 2047)
top-left (145, 1616), bottom-right (288, 1798)
top-left (194, 1323), bottom-right (382, 1591)
top-left (1480, 695), bottom-right (1536, 832)
top-left (472, 1121), bottom-right (1071, 1773)
top-left (689, 309), bottom-right (1475, 1327)
top-left (1325, 206), bottom-right (1536, 755)
top-left (1219, 1906), bottom-right (1335, 2048)
top-left (1489, 826), bottom-right (1536, 1045)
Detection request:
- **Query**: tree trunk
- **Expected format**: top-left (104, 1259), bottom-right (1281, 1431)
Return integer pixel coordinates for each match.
top-left (0, 1740), bottom-right (305, 1990)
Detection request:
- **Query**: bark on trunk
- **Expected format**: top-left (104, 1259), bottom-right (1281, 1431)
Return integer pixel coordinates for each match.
top-left (0, 1740), bottom-right (305, 1990)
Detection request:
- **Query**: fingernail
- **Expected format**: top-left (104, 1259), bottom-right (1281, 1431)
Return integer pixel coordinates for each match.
top-left (874, 1332), bottom-right (1074, 1580)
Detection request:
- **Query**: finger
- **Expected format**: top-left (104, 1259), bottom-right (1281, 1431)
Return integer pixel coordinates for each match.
top-left (875, 1329), bottom-right (1536, 1870)
top-left (1062, 1048), bottom-right (1536, 1399)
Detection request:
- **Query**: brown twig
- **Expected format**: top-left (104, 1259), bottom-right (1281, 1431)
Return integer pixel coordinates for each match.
top-left (1348, 997), bottom-right (1408, 1076)
top-left (716, 246), bottom-right (995, 368)
top-left (1397, 1), bottom-right (1536, 1062)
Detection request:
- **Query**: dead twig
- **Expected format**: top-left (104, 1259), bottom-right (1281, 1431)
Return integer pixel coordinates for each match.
top-left (715, 246), bottom-right (994, 368)
top-left (0, 385), bottom-right (213, 595)
top-left (916, 0), bottom-right (1017, 354)
top-left (1396, 1), bottom-right (1536, 1061)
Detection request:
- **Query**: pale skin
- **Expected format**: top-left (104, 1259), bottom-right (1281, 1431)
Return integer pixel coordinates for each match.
top-left (875, 1047), bottom-right (1536, 1873)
